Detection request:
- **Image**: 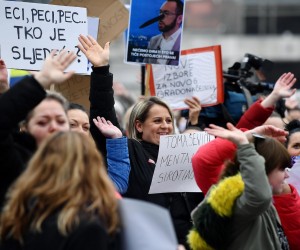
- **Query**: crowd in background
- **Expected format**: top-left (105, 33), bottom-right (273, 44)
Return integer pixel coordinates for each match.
top-left (1, 31), bottom-right (300, 250)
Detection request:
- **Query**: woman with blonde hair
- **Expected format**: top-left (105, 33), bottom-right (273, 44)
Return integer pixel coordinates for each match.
top-left (0, 131), bottom-right (120, 250)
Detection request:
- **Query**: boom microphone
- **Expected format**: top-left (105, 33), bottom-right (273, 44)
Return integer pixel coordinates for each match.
top-left (139, 14), bottom-right (165, 28)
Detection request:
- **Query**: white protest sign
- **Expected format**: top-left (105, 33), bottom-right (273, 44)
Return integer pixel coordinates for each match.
top-left (0, 1), bottom-right (88, 73)
top-left (149, 132), bottom-right (215, 194)
top-left (148, 46), bottom-right (223, 110)
top-left (87, 16), bottom-right (99, 74)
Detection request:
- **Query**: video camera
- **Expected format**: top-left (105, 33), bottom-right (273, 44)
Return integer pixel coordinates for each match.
top-left (184, 53), bottom-right (277, 129)
top-left (223, 53), bottom-right (274, 95)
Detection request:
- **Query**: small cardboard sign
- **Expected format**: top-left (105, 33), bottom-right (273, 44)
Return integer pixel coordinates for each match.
top-left (55, 74), bottom-right (90, 111)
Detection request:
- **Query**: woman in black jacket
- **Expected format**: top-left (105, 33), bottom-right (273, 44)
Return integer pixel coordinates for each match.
top-left (0, 50), bottom-right (76, 209)
top-left (79, 34), bottom-right (197, 249)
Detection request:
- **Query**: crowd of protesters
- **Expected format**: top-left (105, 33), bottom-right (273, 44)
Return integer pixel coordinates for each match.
top-left (0, 32), bottom-right (300, 250)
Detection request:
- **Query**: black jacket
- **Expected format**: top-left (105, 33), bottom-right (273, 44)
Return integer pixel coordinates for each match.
top-left (125, 139), bottom-right (202, 249)
top-left (0, 212), bottom-right (120, 250)
top-left (89, 67), bottom-right (203, 249)
top-left (0, 77), bottom-right (45, 208)
top-left (89, 66), bottom-right (120, 158)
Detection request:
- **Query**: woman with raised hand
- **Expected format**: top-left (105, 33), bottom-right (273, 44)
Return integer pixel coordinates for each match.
top-left (0, 50), bottom-right (76, 209)
top-left (78, 34), bottom-right (193, 249)
top-left (188, 123), bottom-right (290, 250)
top-left (0, 131), bottom-right (120, 250)
top-left (93, 96), bottom-right (195, 249)
top-left (77, 34), bottom-right (121, 158)
top-left (192, 71), bottom-right (297, 195)
top-left (77, 35), bottom-right (130, 194)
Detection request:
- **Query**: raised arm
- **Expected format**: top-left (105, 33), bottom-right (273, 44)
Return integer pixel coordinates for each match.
top-left (0, 50), bottom-right (76, 129)
top-left (33, 50), bottom-right (76, 89)
top-left (261, 72), bottom-right (296, 108)
top-left (93, 117), bottom-right (130, 194)
top-left (237, 72), bottom-right (296, 129)
top-left (205, 123), bottom-right (272, 219)
top-left (78, 34), bottom-right (120, 156)
top-left (0, 50), bottom-right (76, 208)
top-left (192, 123), bottom-right (288, 195)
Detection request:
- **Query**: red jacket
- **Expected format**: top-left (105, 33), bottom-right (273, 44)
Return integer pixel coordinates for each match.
top-left (192, 99), bottom-right (300, 249)
top-left (192, 99), bottom-right (274, 195)
top-left (273, 184), bottom-right (300, 250)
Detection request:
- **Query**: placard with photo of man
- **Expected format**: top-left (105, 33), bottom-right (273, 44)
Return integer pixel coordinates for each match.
top-left (126, 0), bottom-right (185, 66)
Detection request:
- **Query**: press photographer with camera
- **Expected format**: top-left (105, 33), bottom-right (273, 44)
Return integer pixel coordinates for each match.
top-left (191, 53), bottom-right (295, 129)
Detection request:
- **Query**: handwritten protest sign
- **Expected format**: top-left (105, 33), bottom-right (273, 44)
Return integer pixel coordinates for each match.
top-left (146, 45), bottom-right (223, 110)
top-left (0, 1), bottom-right (87, 73)
top-left (51, 0), bottom-right (129, 47)
top-left (149, 132), bottom-right (215, 194)
top-left (54, 17), bottom-right (98, 109)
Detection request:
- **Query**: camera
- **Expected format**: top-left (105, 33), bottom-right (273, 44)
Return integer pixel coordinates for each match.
top-left (223, 53), bottom-right (274, 95)
top-left (241, 53), bottom-right (271, 71)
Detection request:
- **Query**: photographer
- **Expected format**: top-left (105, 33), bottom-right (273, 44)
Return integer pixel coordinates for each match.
top-left (196, 53), bottom-right (293, 128)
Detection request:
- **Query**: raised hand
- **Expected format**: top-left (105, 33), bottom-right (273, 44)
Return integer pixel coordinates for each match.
top-left (184, 96), bottom-right (201, 126)
top-left (0, 59), bottom-right (9, 93)
top-left (78, 34), bottom-right (109, 67)
top-left (262, 72), bottom-right (297, 108)
top-left (93, 116), bottom-right (123, 139)
top-left (247, 124), bottom-right (288, 143)
top-left (205, 123), bottom-right (249, 146)
top-left (272, 72), bottom-right (297, 98)
top-left (34, 50), bottom-right (76, 89)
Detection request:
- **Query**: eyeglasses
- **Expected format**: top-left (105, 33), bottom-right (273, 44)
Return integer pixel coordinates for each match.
top-left (159, 10), bottom-right (178, 16)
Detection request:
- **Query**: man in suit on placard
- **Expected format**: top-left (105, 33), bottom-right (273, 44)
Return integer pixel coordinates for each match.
top-left (144, 0), bottom-right (183, 65)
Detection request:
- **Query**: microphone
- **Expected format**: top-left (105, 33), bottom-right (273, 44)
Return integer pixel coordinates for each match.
top-left (139, 14), bottom-right (165, 29)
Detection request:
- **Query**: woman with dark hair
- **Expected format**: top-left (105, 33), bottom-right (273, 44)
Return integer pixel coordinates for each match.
top-left (67, 103), bottom-right (90, 136)
top-left (285, 119), bottom-right (300, 157)
top-left (0, 50), bottom-right (76, 209)
top-left (77, 35), bottom-right (130, 195)
top-left (188, 123), bottom-right (290, 250)
top-left (271, 119), bottom-right (300, 250)
top-left (67, 102), bottom-right (129, 194)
